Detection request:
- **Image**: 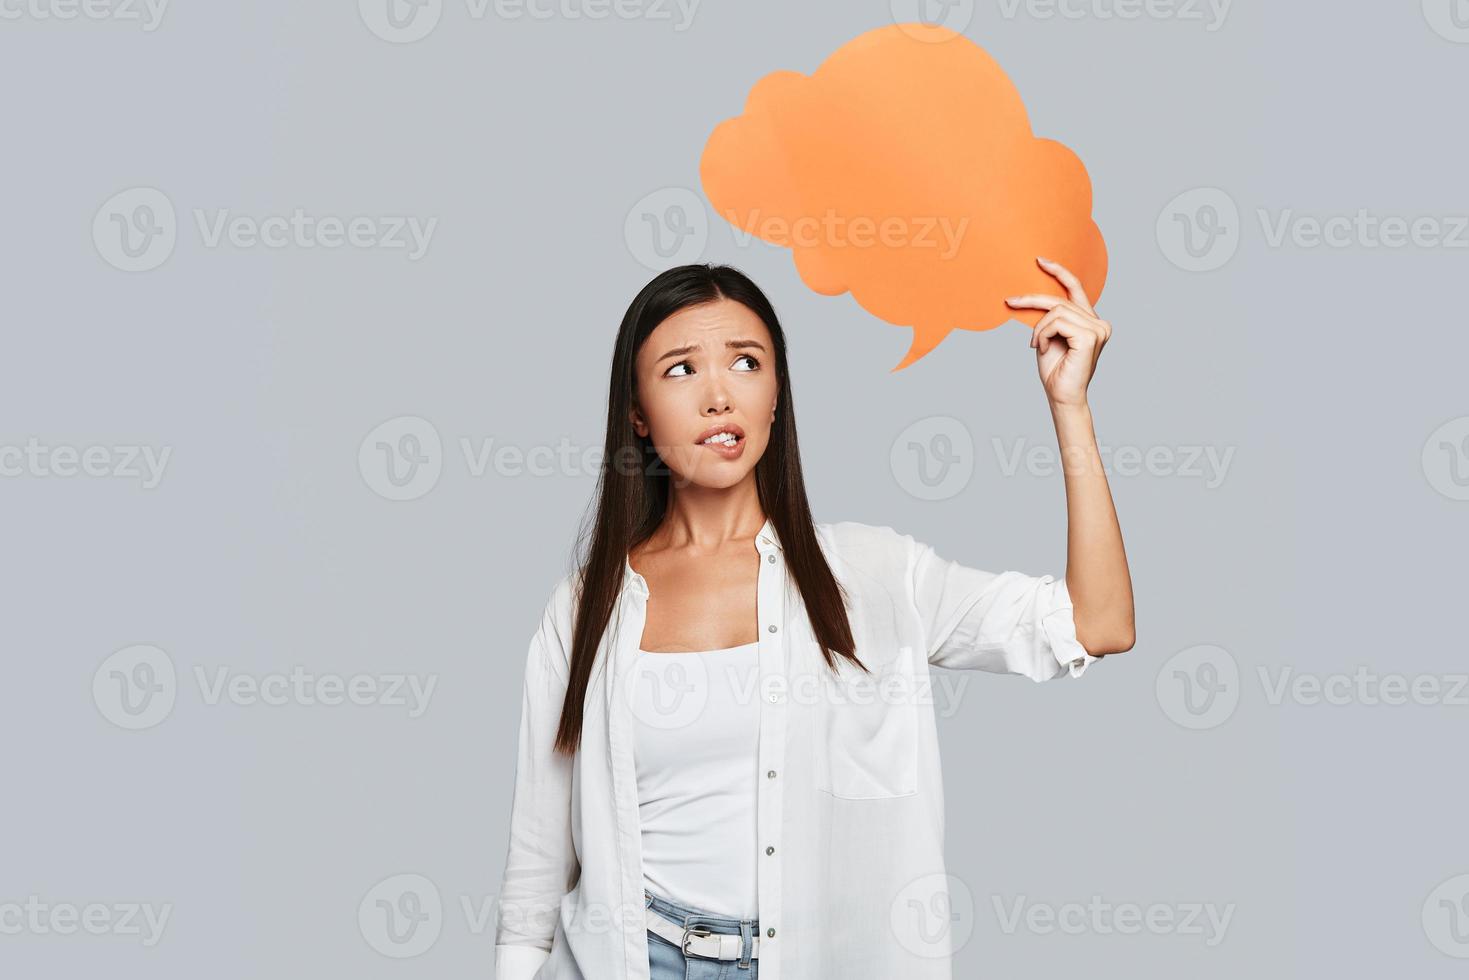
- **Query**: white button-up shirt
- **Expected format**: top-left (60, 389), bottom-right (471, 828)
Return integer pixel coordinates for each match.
top-left (493, 518), bottom-right (1096, 980)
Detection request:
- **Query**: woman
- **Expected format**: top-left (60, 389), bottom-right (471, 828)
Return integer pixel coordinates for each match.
top-left (493, 261), bottom-right (1134, 980)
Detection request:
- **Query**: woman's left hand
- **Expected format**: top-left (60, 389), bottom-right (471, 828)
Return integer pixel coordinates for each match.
top-left (1004, 256), bottom-right (1111, 409)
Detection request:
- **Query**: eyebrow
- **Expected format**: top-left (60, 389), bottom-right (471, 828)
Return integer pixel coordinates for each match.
top-left (654, 339), bottom-right (768, 364)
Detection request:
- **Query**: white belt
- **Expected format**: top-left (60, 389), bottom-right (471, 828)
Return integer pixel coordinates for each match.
top-left (644, 905), bottom-right (761, 961)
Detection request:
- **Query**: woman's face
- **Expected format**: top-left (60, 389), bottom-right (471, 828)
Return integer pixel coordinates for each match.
top-left (630, 298), bottom-right (779, 490)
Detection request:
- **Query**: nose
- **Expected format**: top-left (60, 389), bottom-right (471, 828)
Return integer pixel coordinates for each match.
top-left (702, 379), bottom-right (733, 416)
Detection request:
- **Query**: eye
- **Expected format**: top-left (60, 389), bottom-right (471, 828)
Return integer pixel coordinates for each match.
top-left (663, 353), bottom-right (759, 378)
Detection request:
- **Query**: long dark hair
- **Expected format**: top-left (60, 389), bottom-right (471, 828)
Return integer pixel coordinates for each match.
top-left (552, 263), bottom-right (862, 755)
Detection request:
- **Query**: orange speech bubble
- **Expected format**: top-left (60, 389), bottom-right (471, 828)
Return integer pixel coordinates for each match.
top-left (699, 23), bottom-right (1107, 371)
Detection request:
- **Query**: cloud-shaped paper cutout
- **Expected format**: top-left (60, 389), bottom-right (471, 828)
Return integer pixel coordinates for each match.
top-left (700, 23), bottom-right (1107, 370)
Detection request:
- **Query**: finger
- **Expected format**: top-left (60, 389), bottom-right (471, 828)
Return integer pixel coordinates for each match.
top-left (1033, 312), bottom-right (1098, 355)
top-left (1030, 306), bottom-right (1071, 348)
top-left (1006, 293), bottom-right (1081, 314)
top-left (1021, 302), bottom-right (1106, 345)
top-left (1034, 318), bottom-right (1085, 356)
top-left (1036, 256), bottom-right (1095, 314)
top-left (1031, 307), bottom-right (1092, 346)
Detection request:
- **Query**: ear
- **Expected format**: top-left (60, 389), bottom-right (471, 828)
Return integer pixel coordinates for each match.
top-left (629, 402), bottom-right (649, 438)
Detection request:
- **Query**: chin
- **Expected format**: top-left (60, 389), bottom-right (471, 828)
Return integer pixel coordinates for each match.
top-left (668, 466), bottom-right (755, 491)
top-left (666, 447), bottom-right (763, 490)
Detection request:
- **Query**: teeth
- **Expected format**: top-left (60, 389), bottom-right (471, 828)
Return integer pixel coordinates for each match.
top-left (703, 432), bottom-right (739, 446)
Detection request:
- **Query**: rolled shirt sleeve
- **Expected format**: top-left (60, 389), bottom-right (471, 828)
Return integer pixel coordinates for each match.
top-left (493, 594), bottom-right (579, 979)
top-left (908, 536), bottom-right (1097, 680)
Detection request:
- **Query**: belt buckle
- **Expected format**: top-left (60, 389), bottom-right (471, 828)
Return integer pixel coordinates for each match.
top-left (681, 924), bottom-right (713, 957)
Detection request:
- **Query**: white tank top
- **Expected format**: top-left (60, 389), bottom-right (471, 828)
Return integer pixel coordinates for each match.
top-left (632, 641), bottom-right (761, 919)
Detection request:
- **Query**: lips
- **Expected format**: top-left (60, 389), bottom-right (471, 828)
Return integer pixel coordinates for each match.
top-left (695, 423), bottom-right (745, 446)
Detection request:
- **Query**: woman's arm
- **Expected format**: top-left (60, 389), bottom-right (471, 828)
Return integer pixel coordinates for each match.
top-left (1007, 256), bottom-right (1135, 658)
top-left (1051, 401), bottom-right (1135, 656)
top-left (493, 592), bottom-right (578, 980)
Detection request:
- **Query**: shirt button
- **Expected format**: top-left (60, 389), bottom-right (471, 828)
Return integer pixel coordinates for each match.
top-left (768, 694), bottom-right (779, 703)
top-left (766, 928), bottom-right (776, 938)
top-left (767, 625), bottom-right (777, 633)
top-left (766, 770), bottom-right (776, 779)
top-left (766, 846), bottom-right (775, 855)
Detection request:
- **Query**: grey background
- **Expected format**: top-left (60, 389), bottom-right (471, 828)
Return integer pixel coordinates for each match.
top-left (3, 0), bottom-right (1466, 976)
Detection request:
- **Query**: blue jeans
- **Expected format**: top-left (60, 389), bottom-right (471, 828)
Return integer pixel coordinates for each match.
top-left (645, 887), bottom-right (760, 979)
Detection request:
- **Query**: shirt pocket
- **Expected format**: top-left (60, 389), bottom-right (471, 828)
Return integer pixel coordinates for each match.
top-left (813, 642), bottom-right (920, 800)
